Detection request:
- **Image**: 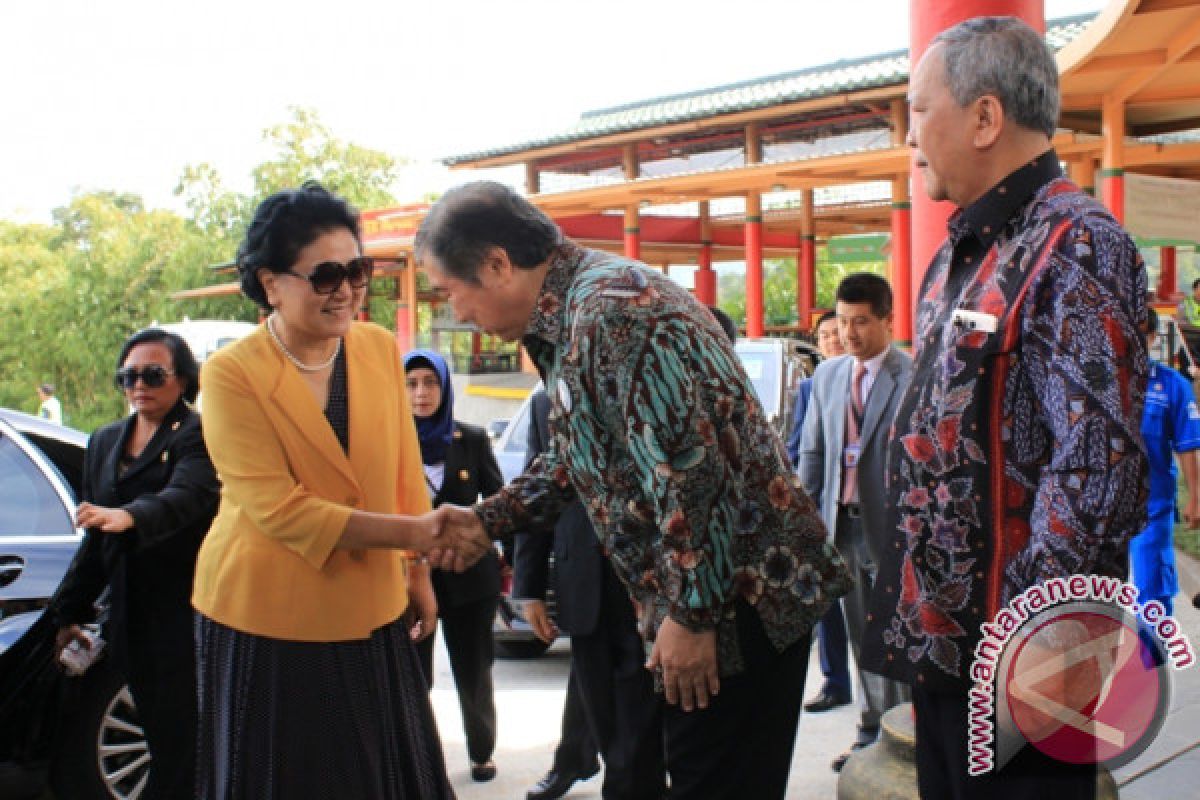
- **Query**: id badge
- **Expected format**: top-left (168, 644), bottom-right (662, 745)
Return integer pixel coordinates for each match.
top-left (843, 443), bottom-right (861, 469)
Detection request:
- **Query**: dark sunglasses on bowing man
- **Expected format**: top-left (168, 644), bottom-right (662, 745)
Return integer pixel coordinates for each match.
top-left (280, 256), bottom-right (375, 295)
top-left (114, 365), bottom-right (174, 390)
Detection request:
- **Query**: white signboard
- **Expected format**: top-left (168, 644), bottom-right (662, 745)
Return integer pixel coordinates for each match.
top-left (1125, 173), bottom-right (1200, 243)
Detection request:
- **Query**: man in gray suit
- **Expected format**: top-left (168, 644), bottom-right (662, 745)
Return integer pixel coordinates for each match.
top-left (798, 272), bottom-right (912, 772)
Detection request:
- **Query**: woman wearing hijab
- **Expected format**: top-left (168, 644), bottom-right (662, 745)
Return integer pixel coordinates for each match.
top-left (404, 349), bottom-right (504, 783)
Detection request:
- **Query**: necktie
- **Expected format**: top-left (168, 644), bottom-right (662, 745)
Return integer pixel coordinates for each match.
top-left (841, 361), bottom-right (867, 505)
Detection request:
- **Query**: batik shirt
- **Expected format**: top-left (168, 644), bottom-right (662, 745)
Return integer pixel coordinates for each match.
top-left (475, 241), bottom-right (851, 675)
top-left (861, 150), bottom-right (1148, 691)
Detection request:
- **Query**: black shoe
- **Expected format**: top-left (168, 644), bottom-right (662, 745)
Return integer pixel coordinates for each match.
top-left (803, 687), bottom-right (852, 713)
top-left (830, 740), bottom-right (873, 772)
top-left (526, 764), bottom-right (601, 800)
top-left (471, 760), bottom-right (497, 782)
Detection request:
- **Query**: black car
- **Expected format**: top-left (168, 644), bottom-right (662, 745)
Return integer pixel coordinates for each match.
top-left (0, 409), bottom-right (146, 800)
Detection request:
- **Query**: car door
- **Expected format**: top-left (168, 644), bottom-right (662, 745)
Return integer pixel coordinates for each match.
top-left (0, 417), bottom-right (82, 653)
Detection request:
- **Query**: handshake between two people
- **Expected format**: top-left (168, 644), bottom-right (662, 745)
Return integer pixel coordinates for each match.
top-left (414, 503), bottom-right (493, 573)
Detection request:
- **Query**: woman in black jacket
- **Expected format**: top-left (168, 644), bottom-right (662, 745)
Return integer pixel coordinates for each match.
top-left (53, 328), bottom-right (220, 799)
top-left (404, 348), bottom-right (504, 783)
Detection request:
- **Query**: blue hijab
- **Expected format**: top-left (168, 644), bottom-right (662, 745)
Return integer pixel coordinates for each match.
top-left (404, 349), bottom-right (455, 466)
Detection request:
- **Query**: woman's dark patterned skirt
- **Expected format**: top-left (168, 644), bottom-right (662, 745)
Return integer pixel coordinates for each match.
top-left (194, 612), bottom-right (455, 799)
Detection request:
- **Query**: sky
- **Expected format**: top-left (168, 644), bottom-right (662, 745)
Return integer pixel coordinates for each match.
top-left (0, 0), bottom-right (1106, 223)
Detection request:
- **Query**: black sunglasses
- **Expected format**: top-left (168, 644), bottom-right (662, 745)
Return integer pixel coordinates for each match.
top-left (281, 257), bottom-right (375, 295)
top-left (114, 365), bottom-right (174, 390)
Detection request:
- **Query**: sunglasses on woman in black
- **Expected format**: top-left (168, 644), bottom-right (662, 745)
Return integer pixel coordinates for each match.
top-left (280, 256), bottom-right (375, 295)
top-left (114, 365), bottom-right (175, 389)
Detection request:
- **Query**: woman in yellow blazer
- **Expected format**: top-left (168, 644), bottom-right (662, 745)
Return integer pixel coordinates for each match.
top-left (192, 183), bottom-right (454, 799)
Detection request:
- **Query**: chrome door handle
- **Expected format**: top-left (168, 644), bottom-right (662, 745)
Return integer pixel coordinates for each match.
top-left (0, 555), bottom-right (25, 588)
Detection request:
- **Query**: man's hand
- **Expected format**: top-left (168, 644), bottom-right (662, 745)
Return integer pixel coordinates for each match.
top-left (427, 504), bottom-right (492, 572)
top-left (645, 617), bottom-right (719, 712)
top-left (76, 503), bottom-right (133, 533)
top-left (406, 560), bottom-right (438, 642)
top-left (522, 599), bottom-right (559, 643)
top-left (1185, 493), bottom-right (1200, 529)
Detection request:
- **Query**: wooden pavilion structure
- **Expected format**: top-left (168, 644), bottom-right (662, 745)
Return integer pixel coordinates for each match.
top-left (177, 0), bottom-right (1200, 352)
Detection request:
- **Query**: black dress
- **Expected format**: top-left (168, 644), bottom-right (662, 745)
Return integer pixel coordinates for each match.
top-left (194, 351), bottom-right (455, 799)
top-left (53, 398), bottom-right (220, 800)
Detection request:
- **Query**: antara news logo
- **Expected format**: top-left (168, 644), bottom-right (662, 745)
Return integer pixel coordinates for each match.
top-left (967, 574), bottom-right (1195, 776)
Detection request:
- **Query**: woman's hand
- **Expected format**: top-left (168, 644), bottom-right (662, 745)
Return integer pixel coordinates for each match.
top-left (76, 502), bottom-right (134, 533)
top-left (54, 625), bottom-right (90, 663)
top-left (406, 559), bottom-right (438, 643)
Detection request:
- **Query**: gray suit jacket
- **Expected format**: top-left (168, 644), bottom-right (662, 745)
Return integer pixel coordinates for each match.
top-left (798, 347), bottom-right (913, 561)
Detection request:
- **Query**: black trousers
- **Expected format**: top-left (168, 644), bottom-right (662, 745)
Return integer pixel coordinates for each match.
top-left (571, 565), bottom-right (666, 800)
top-left (662, 602), bottom-right (811, 800)
top-left (125, 635), bottom-right (196, 800)
top-left (912, 685), bottom-right (1098, 800)
top-left (549, 668), bottom-right (600, 775)
top-left (416, 594), bottom-right (498, 764)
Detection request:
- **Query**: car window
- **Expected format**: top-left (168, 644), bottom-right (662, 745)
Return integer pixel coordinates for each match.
top-left (0, 433), bottom-right (75, 537)
top-left (502, 400), bottom-right (533, 455)
top-left (736, 348), bottom-right (780, 418)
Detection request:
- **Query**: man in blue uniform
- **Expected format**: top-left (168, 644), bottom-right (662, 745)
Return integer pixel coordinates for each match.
top-left (1135, 307), bottom-right (1200, 616)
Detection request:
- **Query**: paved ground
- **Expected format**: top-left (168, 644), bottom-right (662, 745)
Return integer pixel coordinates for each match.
top-left (429, 635), bottom-right (846, 800)
top-left (429, 551), bottom-right (1200, 799)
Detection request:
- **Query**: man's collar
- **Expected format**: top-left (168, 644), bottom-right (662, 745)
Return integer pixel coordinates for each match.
top-left (522, 239), bottom-right (588, 347)
top-left (949, 148), bottom-right (1062, 250)
top-left (855, 349), bottom-right (888, 376)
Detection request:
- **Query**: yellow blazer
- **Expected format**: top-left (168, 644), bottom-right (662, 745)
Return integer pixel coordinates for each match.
top-left (192, 322), bottom-right (430, 641)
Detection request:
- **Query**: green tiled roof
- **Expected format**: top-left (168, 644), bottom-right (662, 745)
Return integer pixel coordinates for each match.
top-left (445, 13), bottom-right (1096, 166)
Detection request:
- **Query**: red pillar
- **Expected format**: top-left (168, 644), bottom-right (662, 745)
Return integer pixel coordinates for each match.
top-left (891, 199), bottom-right (913, 347)
top-left (909, 1), bottom-right (1045, 317)
top-left (1101, 169), bottom-right (1125, 225)
top-left (695, 246), bottom-right (716, 304)
top-left (695, 201), bottom-right (716, 305)
top-left (1160, 246), bottom-right (1178, 302)
top-left (745, 193), bottom-right (764, 338)
top-left (797, 188), bottom-right (815, 330)
top-left (394, 305), bottom-right (412, 354)
top-left (624, 206), bottom-right (641, 260)
top-left (798, 236), bottom-right (816, 330)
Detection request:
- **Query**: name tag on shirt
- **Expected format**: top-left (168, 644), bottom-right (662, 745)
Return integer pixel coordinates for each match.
top-left (843, 443), bottom-right (861, 469)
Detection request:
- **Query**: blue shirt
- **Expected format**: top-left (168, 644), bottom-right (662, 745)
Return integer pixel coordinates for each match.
top-left (1142, 361), bottom-right (1200, 516)
top-left (785, 377), bottom-right (814, 468)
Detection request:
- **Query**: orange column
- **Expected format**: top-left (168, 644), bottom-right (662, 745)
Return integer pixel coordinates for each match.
top-left (623, 143), bottom-right (641, 259)
top-left (1069, 157), bottom-right (1096, 197)
top-left (394, 259), bottom-right (416, 354)
top-left (889, 98), bottom-right (913, 345)
top-left (797, 189), bottom-right (815, 330)
top-left (909, 0), bottom-right (1044, 321)
top-left (525, 162), bottom-right (541, 194)
top-left (746, 192), bottom-right (765, 338)
top-left (695, 201), bottom-right (717, 305)
top-left (1160, 246), bottom-right (1178, 302)
top-left (1101, 97), bottom-right (1125, 224)
top-left (744, 124), bottom-right (765, 337)
top-left (891, 177), bottom-right (913, 348)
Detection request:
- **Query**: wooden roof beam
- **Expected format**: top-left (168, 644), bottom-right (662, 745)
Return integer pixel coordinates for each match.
top-left (1133, 115), bottom-right (1200, 135)
top-left (1076, 49), bottom-right (1166, 73)
top-left (450, 85), bottom-right (906, 169)
top-left (1109, 13), bottom-right (1200, 102)
top-left (1124, 139), bottom-right (1200, 166)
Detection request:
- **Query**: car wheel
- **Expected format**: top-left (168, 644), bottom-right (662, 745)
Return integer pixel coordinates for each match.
top-left (495, 638), bottom-right (552, 659)
top-left (51, 660), bottom-right (149, 800)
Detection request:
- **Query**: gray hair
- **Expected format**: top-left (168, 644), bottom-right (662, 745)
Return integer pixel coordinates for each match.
top-left (933, 16), bottom-right (1059, 138)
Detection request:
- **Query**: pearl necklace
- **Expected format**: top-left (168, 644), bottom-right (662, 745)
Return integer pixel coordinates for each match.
top-left (266, 315), bottom-right (341, 372)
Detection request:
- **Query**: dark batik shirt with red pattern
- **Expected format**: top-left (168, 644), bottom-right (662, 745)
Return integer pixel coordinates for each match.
top-left (475, 241), bottom-right (851, 675)
top-left (861, 150), bottom-right (1148, 691)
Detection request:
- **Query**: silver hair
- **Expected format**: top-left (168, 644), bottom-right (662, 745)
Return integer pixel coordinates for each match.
top-left (933, 16), bottom-right (1060, 138)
